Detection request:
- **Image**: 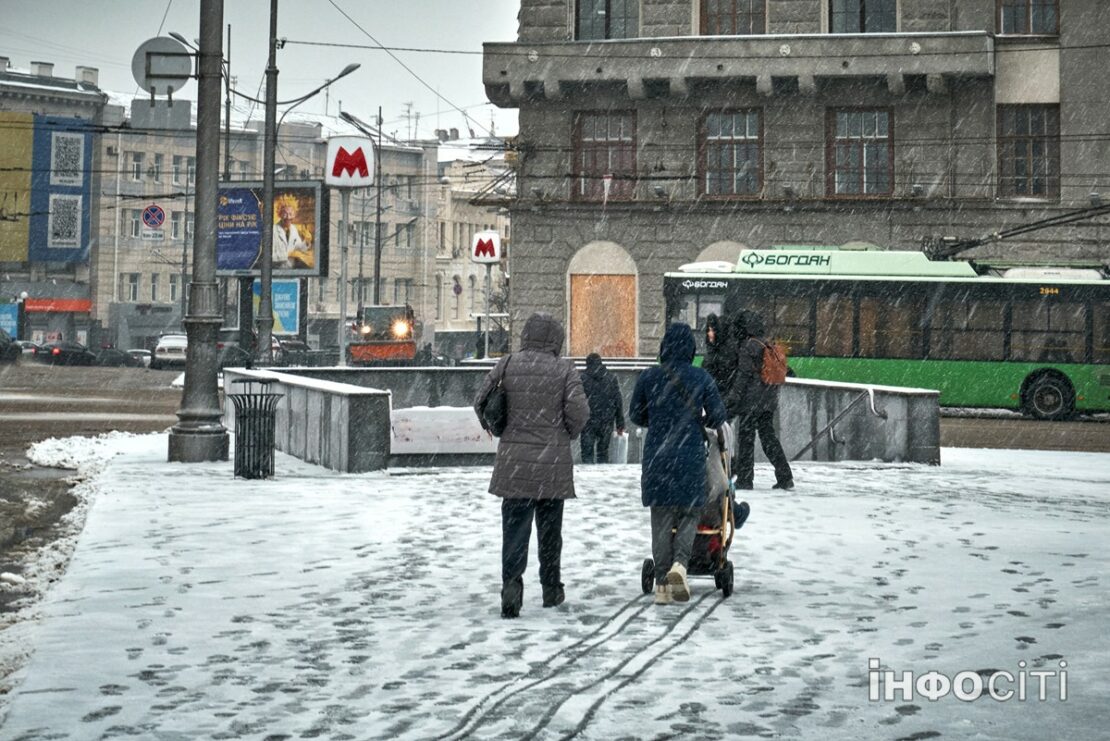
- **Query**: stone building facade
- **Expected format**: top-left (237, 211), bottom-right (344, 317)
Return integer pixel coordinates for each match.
top-left (483, 0), bottom-right (1110, 357)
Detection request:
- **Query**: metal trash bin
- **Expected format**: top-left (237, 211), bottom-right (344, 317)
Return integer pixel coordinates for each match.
top-left (228, 379), bottom-right (283, 479)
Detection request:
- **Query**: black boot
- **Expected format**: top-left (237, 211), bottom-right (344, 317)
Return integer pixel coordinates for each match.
top-left (501, 577), bottom-right (523, 619)
top-left (734, 501), bottom-right (751, 530)
top-left (542, 583), bottom-right (565, 608)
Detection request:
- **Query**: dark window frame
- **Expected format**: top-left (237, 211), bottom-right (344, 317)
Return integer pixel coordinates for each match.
top-left (997, 0), bottom-right (1059, 35)
top-left (698, 108), bottom-right (764, 199)
top-left (700, 0), bottom-right (767, 35)
top-left (572, 111), bottom-right (637, 202)
top-left (576, 0), bottom-right (639, 40)
top-left (997, 104), bottom-right (1060, 200)
top-left (825, 108), bottom-right (895, 198)
top-left (828, 0), bottom-right (898, 33)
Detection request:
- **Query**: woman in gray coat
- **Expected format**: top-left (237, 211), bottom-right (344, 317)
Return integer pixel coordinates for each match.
top-left (474, 313), bottom-right (590, 618)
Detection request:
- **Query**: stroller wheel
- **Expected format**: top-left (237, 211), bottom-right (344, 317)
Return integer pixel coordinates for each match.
top-left (641, 558), bottom-right (655, 595)
top-left (722, 560), bottom-right (735, 598)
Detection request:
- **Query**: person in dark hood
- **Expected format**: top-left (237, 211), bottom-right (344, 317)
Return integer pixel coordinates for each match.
top-left (629, 323), bottom-right (728, 604)
top-left (579, 353), bottom-right (625, 463)
top-left (702, 313), bottom-right (735, 395)
top-left (473, 313), bottom-right (590, 618)
top-left (724, 311), bottom-right (794, 490)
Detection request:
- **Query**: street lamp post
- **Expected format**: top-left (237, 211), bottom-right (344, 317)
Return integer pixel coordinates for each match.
top-left (338, 110), bottom-right (384, 307)
top-left (167, 0), bottom-right (229, 463)
top-left (257, 0), bottom-right (358, 365)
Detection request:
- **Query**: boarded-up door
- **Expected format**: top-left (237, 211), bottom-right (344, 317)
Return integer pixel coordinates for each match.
top-left (570, 274), bottom-right (636, 357)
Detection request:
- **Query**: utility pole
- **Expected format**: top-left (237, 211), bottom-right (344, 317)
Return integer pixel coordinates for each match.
top-left (168, 0), bottom-right (229, 462)
top-left (357, 187), bottom-right (367, 315)
top-left (257, 0), bottom-right (279, 364)
top-left (373, 106), bottom-right (383, 305)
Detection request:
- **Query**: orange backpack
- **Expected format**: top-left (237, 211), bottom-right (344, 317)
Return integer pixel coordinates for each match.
top-left (757, 339), bottom-right (788, 385)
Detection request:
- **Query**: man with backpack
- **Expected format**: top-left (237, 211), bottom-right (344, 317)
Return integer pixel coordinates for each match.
top-left (724, 311), bottom-right (794, 490)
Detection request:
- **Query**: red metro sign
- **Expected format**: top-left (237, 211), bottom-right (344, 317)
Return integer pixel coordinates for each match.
top-left (471, 230), bottom-right (502, 264)
top-left (325, 136), bottom-right (375, 187)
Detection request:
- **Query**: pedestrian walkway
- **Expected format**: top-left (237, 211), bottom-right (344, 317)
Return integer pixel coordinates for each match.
top-left (2, 435), bottom-right (1108, 739)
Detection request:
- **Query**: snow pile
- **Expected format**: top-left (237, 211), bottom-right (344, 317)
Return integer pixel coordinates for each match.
top-left (1, 433), bottom-right (140, 699)
top-left (2, 436), bottom-right (1108, 739)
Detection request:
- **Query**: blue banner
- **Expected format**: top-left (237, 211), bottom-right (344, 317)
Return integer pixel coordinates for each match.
top-left (0, 304), bottom-right (17, 336)
top-left (217, 182), bottom-right (325, 277)
top-left (28, 115), bottom-right (93, 264)
top-left (252, 279), bottom-right (300, 335)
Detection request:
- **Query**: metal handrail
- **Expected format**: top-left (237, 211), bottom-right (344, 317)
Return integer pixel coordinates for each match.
top-left (791, 388), bottom-right (887, 462)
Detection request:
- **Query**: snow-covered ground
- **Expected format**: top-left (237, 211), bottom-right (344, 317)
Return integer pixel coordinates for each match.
top-left (1, 435), bottom-right (1108, 739)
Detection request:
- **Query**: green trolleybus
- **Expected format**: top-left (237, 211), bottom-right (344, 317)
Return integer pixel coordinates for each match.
top-left (664, 247), bottom-right (1109, 420)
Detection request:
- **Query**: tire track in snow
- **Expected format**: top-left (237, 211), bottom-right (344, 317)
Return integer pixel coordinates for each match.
top-left (515, 593), bottom-right (722, 740)
top-left (434, 594), bottom-right (650, 740)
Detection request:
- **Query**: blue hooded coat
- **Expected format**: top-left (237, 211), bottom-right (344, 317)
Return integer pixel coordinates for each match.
top-left (629, 323), bottom-right (728, 508)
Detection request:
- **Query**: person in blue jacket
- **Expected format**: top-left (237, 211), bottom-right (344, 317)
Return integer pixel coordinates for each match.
top-left (629, 323), bottom-right (728, 604)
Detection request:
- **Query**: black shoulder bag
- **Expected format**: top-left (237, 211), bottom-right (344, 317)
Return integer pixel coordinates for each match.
top-left (479, 355), bottom-right (512, 436)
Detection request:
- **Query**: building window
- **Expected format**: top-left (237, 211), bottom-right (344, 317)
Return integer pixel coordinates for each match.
top-left (172, 155), bottom-right (183, 184)
top-left (169, 274), bottom-right (180, 303)
top-left (573, 111), bottom-right (636, 201)
top-left (999, 0), bottom-right (1058, 34)
top-left (130, 152), bottom-right (143, 181)
top-left (469, 275), bottom-right (479, 316)
top-left (171, 211), bottom-right (182, 240)
top-left (827, 109), bottom-right (893, 196)
top-left (186, 213), bottom-right (194, 240)
top-left (123, 273), bottom-right (140, 302)
top-left (434, 274), bottom-right (443, 320)
top-left (452, 276), bottom-right (462, 320)
top-left (997, 105), bottom-right (1060, 199)
top-left (150, 273), bottom-right (159, 302)
top-left (152, 153), bottom-right (163, 182)
top-left (829, 0), bottom-right (896, 33)
top-left (187, 157), bottom-right (196, 185)
top-left (130, 209), bottom-right (142, 238)
top-left (576, 0), bottom-right (638, 40)
top-left (394, 279), bottom-right (412, 306)
top-left (701, 0), bottom-right (766, 34)
top-left (701, 110), bottom-right (762, 197)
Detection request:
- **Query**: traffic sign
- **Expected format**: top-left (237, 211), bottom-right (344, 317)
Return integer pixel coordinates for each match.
top-left (142, 204), bottom-right (166, 228)
top-left (325, 136), bottom-right (375, 188)
top-left (131, 37), bottom-right (192, 97)
top-left (471, 230), bottom-right (502, 264)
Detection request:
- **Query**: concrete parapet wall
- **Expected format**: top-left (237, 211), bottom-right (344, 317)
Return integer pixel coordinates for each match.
top-left (222, 369), bottom-right (392, 473)
top-left (263, 364), bottom-right (940, 469)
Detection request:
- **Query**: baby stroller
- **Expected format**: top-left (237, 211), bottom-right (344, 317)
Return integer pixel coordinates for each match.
top-left (640, 425), bottom-right (749, 597)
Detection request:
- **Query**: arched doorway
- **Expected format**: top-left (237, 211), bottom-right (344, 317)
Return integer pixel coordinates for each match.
top-left (567, 241), bottom-right (637, 357)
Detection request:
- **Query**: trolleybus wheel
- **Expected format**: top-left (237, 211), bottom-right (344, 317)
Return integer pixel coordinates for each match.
top-left (1023, 372), bottom-right (1075, 421)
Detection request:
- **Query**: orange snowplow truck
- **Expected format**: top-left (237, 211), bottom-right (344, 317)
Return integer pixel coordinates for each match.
top-left (347, 305), bottom-right (417, 365)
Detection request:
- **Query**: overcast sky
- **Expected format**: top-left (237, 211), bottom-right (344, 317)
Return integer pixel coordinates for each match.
top-left (0, 0), bottom-right (520, 138)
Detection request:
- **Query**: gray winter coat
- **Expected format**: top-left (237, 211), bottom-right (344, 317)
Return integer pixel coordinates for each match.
top-left (474, 313), bottom-right (590, 499)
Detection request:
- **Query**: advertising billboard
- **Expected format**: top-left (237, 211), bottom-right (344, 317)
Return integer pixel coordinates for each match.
top-left (0, 113), bottom-right (92, 264)
top-left (251, 279), bottom-right (301, 335)
top-left (0, 304), bottom-right (17, 336)
top-left (216, 181), bottom-right (328, 277)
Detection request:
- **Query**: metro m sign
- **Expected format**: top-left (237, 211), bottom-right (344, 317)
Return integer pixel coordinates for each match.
top-left (471, 230), bottom-right (502, 264)
top-left (325, 136), bottom-right (375, 187)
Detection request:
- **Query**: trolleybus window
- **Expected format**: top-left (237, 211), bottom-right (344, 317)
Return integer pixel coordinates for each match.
top-left (1011, 299), bottom-right (1087, 363)
top-left (1097, 301), bottom-right (1110, 364)
top-left (816, 289), bottom-right (853, 357)
top-left (858, 287), bottom-right (924, 359)
top-left (928, 290), bottom-right (1007, 362)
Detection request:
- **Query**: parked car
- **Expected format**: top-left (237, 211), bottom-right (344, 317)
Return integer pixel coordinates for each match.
top-left (127, 349), bottom-right (152, 367)
top-left (16, 340), bottom-right (42, 357)
top-left (96, 347), bottom-right (146, 368)
top-left (0, 328), bottom-right (19, 363)
top-left (151, 334), bottom-right (188, 370)
top-left (276, 339), bottom-right (311, 365)
top-left (217, 327), bottom-right (254, 368)
top-left (36, 341), bottom-right (97, 366)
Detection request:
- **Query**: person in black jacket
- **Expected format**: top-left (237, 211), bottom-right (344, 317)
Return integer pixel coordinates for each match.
top-left (724, 311), bottom-right (794, 490)
top-left (703, 313), bottom-right (734, 395)
top-left (579, 353), bottom-right (625, 463)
